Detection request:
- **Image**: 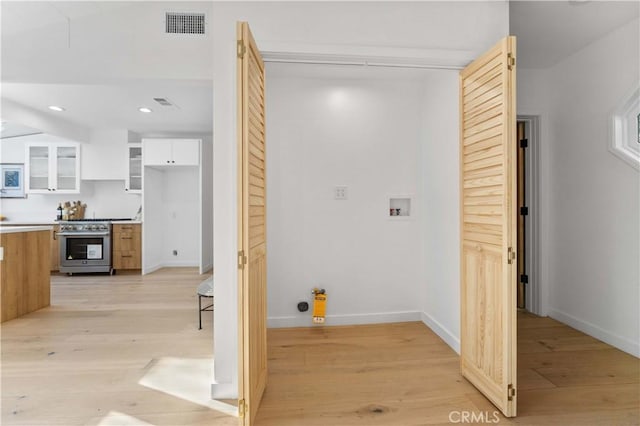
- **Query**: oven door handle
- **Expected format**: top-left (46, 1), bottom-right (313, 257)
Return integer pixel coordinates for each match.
top-left (57, 232), bottom-right (110, 237)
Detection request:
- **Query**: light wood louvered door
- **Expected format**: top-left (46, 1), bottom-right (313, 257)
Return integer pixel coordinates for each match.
top-left (460, 36), bottom-right (517, 417)
top-left (237, 21), bottom-right (267, 426)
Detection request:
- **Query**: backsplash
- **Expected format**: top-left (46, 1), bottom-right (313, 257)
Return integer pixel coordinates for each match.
top-left (0, 180), bottom-right (141, 222)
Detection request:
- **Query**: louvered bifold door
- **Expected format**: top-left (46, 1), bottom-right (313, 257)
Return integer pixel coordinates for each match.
top-left (460, 36), bottom-right (517, 418)
top-left (237, 21), bottom-right (267, 426)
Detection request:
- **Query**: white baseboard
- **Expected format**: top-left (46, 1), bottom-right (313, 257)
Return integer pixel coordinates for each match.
top-left (142, 262), bottom-right (199, 275)
top-left (420, 311), bottom-right (460, 354)
top-left (210, 382), bottom-right (237, 400)
top-left (200, 263), bottom-right (213, 274)
top-left (162, 260), bottom-right (199, 267)
top-left (548, 308), bottom-right (640, 358)
top-left (142, 263), bottom-right (162, 275)
top-left (268, 310), bottom-right (421, 328)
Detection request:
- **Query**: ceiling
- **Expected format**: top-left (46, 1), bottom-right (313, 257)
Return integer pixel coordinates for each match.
top-left (0, 122), bottom-right (42, 139)
top-left (1, 1), bottom-right (213, 139)
top-left (1, 81), bottom-right (213, 135)
top-left (0, 1), bottom-right (638, 140)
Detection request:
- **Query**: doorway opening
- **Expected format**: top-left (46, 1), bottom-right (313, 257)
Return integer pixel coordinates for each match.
top-left (516, 116), bottom-right (541, 315)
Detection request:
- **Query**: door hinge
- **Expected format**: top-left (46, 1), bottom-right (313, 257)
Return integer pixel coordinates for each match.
top-left (520, 138), bottom-right (528, 148)
top-left (238, 398), bottom-right (246, 418)
top-left (508, 53), bottom-right (516, 71)
top-left (520, 206), bottom-right (529, 216)
top-left (237, 250), bottom-right (247, 270)
top-left (520, 274), bottom-right (529, 284)
top-left (507, 247), bottom-right (516, 264)
top-left (507, 384), bottom-right (516, 401)
top-left (237, 40), bottom-right (246, 59)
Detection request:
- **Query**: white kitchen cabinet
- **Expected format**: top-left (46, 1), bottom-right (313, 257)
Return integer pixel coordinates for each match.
top-left (142, 139), bottom-right (200, 166)
top-left (26, 143), bottom-right (80, 194)
top-left (125, 144), bottom-right (143, 193)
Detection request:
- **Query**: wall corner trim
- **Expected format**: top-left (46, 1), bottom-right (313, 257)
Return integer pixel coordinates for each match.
top-left (420, 311), bottom-right (461, 354)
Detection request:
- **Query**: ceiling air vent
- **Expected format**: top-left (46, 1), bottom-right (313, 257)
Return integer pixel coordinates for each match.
top-left (165, 12), bottom-right (206, 35)
top-left (153, 97), bottom-right (173, 107)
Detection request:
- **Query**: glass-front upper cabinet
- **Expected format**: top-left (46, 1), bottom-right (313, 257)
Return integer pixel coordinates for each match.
top-left (26, 143), bottom-right (80, 194)
top-left (125, 144), bottom-right (142, 193)
top-left (28, 145), bottom-right (51, 192)
top-left (56, 145), bottom-right (78, 191)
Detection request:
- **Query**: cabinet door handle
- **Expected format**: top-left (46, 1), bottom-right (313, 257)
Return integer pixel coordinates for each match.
top-left (122, 236), bottom-right (133, 240)
top-left (121, 255), bottom-right (132, 258)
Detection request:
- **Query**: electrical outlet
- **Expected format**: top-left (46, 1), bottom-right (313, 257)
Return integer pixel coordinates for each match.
top-left (334, 186), bottom-right (348, 200)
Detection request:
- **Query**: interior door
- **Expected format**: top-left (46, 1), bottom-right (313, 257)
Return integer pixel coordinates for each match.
top-left (460, 36), bottom-right (517, 417)
top-left (237, 21), bottom-right (267, 426)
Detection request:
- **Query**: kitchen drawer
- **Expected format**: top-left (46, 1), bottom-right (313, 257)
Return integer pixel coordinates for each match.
top-left (113, 231), bottom-right (141, 251)
top-left (113, 224), bottom-right (141, 233)
top-left (113, 250), bottom-right (141, 270)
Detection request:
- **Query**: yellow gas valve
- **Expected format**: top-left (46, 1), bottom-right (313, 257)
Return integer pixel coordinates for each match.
top-left (312, 288), bottom-right (326, 324)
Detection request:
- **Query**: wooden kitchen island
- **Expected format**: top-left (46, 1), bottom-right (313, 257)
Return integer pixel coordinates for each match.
top-left (0, 226), bottom-right (51, 323)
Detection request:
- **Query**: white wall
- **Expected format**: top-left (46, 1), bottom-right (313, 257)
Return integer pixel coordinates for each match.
top-left (143, 167), bottom-right (164, 274)
top-left (518, 18), bottom-right (640, 356)
top-left (266, 65), bottom-right (423, 327)
top-left (0, 180), bottom-right (141, 222)
top-left (160, 167), bottom-right (200, 266)
top-left (545, 19), bottom-right (639, 356)
top-left (418, 70), bottom-right (461, 353)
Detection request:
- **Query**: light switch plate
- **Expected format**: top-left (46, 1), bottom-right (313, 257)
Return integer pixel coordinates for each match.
top-left (334, 186), bottom-right (348, 200)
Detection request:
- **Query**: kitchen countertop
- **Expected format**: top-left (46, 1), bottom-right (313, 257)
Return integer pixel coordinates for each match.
top-left (0, 225), bottom-right (53, 234)
top-left (1, 220), bottom-right (58, 225)
top-left (1, 220), bottom-right (142, 225)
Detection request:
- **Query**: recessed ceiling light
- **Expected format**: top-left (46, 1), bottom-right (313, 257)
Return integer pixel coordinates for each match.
top-left (139, 107), bottom-right (153, 113)
top-left (48, 105), bottom-right (66, 112)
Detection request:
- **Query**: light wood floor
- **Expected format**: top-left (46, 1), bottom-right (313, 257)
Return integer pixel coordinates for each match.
top-left (1, 268), bottom-right (237, 426)
top-left (258, 313), bottom-right (640, 426)
top-left (2, 270), bottom-right (639, 425)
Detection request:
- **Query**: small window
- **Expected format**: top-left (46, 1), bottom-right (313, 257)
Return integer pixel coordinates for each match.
top-left (609, 87), bottom-right (640, 170)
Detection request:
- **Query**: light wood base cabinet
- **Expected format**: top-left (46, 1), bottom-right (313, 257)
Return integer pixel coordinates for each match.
top-left (112, 223), bottom-right (141, 270)
top-left (1, 229), bottom-right (51, 322)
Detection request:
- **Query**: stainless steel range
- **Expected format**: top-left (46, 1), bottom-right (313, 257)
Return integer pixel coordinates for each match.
top-left (58, 220), bottom-right (112, 274)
